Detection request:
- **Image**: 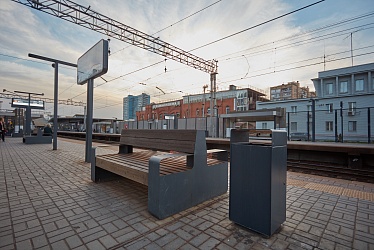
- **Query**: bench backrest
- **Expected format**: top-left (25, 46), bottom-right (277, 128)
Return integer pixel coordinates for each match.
top-left (120, 129), bottom-right (198, 154)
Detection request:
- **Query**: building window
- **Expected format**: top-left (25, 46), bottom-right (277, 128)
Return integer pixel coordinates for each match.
top-left (207, 108), bottom-right (211, 115)
top-left (339, 81), bottom-right (348, 93)
top-left (326, 83), bottom-right (333, 94)
top-left (290, 122), bottom-right (297, 132)
top-left (176, 113), bottom-right (180, 118)
top-left (196, 109), bottom-right (199, 117)
top-left (226, 106), bottom-right (230, 114)
top-left (326, 121), bottom-right (333, 131)
top-left (262, 123), bottom-right (267, 129)
top-left (141, 114), bottom-right (144, 120)
top-left (348, 102), bottom-right (356, 112)
top-left (348, 121), bottom-right (357, 132)
top-left (326, 103), bottom-right (333, 113)
top-left (291, 106), bottom-right (297, 113)
top-left (355, 79), bottom-right (364, 92)
top-left (159, 114), bottom-right (163, 120)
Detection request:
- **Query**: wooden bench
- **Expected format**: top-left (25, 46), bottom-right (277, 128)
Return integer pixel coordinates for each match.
top-left (91, 129), bottom-right (228, 219)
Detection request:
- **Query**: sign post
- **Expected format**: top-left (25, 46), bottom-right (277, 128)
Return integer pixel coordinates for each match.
top-left (28, 53), bottom-right (77, 150)
top-left (77, 39), bottom-right (109, 163)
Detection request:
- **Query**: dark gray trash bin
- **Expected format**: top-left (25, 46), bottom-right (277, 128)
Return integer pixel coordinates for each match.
top-left (229, 129), bottom-right (287, 237)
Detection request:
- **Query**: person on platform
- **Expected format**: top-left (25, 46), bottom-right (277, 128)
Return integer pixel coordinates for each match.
top-left (43, 123), bottom-right (53, 136)
top-left (0, 117), bottom-right (5, 142)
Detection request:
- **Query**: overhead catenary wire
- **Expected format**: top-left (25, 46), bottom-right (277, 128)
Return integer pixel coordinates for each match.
top-left (216, 10), bottom-right (374, 60)
top-left (189, 0), bottom-right (326, 52)
top-left (220, 24), bottom-right (374, 62)
top-left (110, 0), bottom-right (223, 56)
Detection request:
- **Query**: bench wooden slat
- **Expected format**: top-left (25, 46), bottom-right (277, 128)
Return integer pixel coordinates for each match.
top-left (96, 157), bottom-right (149, 185)
top-left (120, 137), bottom-right (195, 153)
top-left (97, 154), bottom-right (149, 172)
top-left (96, 153), bottom-right (192, 177)
top-left (120, 129), bottom-right (197, 140)
top-left (120, 130), bottom-right (197, 153)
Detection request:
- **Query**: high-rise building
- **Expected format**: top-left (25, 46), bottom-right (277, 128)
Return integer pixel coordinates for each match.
top-left (123, 93), bottom-right (150, 120)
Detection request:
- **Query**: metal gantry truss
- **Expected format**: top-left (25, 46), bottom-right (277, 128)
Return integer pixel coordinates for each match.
top-left (0, 93), bottom-right (85, 106)
top-left (11, 0), bottom-right (218, 74)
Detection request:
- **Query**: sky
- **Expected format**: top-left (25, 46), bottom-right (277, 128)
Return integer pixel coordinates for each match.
top-left (0, 0), bottom-right (373, 119)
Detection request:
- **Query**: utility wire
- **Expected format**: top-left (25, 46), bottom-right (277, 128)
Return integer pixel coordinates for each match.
top-left (68, 60), bottom-right (165, 99)
top-left (221, 24), bottom-right (374, 62)
top-left (217, 11), bottom-right (374, 59)
top-left (190, 0), bottom-right (326, 52)
top-left (154, 0), bottom-right (222, 35)
top-left (110, 0), bottom-right (223, 56)
top-left (220, 51), bottom-right (374, 85)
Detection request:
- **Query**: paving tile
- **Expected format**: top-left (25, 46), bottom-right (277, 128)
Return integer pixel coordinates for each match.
top-left (15, 239), bottom-right (33, 249)
top-left (163, 237), bottom-right (186, 250)
top-left (51, 240), bottom-right (70, 250)
top-left (85, 240), bottom-right (106, 250)
top-left (65, 234), bottom-right (84, 249)
top-left (144, 242), bottom-right (164, 250)
top-left (31, 234), bottom-right (49, 248)
top-left (115, 230), bottom-right (140, 244)
top-left (271, 238), bottom-right (290, 250)
top-left (98, 234), bottom-right (118, 248)
top-left (125, 238), bottom-right (151, 250)
top-left (82, 230), bottom-right (107, 244)
top-left (353, 239), bottom-right (369, 250)
top-left (179, 243), bottom-right (199, 250)
top-left (0, 234), bottom-right (14, 248)
top-left (189, 232), bottom-right (210, 247)
top-left (216, 242), bottom-right (236, 250)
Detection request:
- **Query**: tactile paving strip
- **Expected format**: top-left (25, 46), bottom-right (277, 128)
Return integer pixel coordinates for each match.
top-left (287, 178), bottom-right (374, 201)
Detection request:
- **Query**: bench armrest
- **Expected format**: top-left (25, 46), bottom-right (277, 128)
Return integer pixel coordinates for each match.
top-left (149, 152), bottom-right (190, 167)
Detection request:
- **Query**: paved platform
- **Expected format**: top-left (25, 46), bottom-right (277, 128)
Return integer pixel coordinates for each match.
top-left (0, 137), bottom-right (373, 250)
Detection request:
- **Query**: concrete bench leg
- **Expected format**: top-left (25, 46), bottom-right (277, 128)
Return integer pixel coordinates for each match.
top-left (148, 153), bottom-right (228, 220)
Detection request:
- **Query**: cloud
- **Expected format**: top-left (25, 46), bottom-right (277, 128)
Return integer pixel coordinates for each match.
top-left (1, 0), bottom-right (373, 118)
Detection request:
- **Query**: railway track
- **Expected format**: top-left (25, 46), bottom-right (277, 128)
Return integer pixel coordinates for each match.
top-left (287, 160), bottom-right (374, 183)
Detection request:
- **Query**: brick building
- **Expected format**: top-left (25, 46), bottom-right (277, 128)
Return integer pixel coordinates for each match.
top-left (136, 85), bottom-right (268, 121)
top-left (270, 81), bottom-right (316, 101)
